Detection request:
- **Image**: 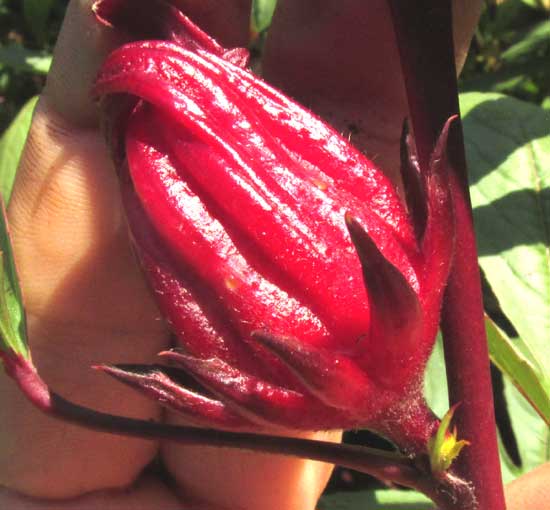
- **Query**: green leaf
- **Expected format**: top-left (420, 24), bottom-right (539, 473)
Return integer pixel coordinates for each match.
top-left (0, 199), bottom-right (29, 359)
top-left (521, 0), bottom-right (549, 10)
top-left (504, 377), bottom-right (550, 473)
top-left (498, 431), bottom-right (522, 483)
top-left (460, 56), bottom-right (549, 98)
top-left (486, 316), bottom-right (550, 424)
top-left (424, 334), bottom-right (449, 418)
top-left (482, 0), bottom-right (541, 35)
top-left (251, 0), bottom-right (277, 35)
top-left (23, 0), bottom-right (54, 44)
top-left (0, 45), bottom-right (52, 75)
top-left (0, 96), bottom-right (38, 205)
top-left (423, 328), bottom-right (537, 483)
top-left (460, 91), bottom-right (550, 421)
top-left (0, 97), bottom-right (34, 360)
top-left (319, 489), bottom-right (434, 509)
top-left (502, 20), bottom-right (550, 64)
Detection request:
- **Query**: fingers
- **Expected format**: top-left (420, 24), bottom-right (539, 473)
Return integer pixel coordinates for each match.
top-left (1, 108), bottom-right (166, 495)
top-left (43, 0), bottom-right (253, 128)
top-left (452, 0), bottom-right (484, 74)
top-left (506, 463), bottom-right (550, 510)
top-left (262, 0), bottom-right (409, 182)
top-left (7, 2), bottom-right (344, 509)
top-left (262, 0), bottom-right (482, 182)
top-left (171, 0), bottom-right (252, 47)
top-left (43, 0), bottom-right (125, 127)
top-left (161, 421), bottom-right (342, 510)
top-left (2, 0), bottom-right (168, 498)
top-left (0, 476), bottom-right (183, 510)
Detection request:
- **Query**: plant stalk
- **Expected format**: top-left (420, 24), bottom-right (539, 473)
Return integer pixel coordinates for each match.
top-left (2, 351), bottom-right (474, 508)
top-left (386, 1), bottom-right (505, 509)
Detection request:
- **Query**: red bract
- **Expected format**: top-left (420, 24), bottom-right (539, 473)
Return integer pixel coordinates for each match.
top-left (93, 0), bottom-right (454, 452)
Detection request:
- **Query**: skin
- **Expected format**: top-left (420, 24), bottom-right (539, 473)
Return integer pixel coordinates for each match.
top-left (0, 0), bottom-right (547, 508)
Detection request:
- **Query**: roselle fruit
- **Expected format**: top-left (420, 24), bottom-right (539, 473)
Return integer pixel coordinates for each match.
top-left (92, 0), bottom-right (455, 453)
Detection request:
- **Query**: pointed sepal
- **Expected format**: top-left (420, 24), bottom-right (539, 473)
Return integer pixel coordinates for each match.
top-left (96, 363), bottom-right (253, 429)
top-left (160, 351), bottom-right (340, 428)
top-left (400, 119), bottom-right (427, 239)
top-left (92, 0), bottom-right (249, 67)
top-left (422, 115), bottom-right (456, 254)
top-left (252, 331), bottom-right (371, 414)
top-left (419, 115), bottom-right (456, 302)
top-left (345, 214), bottom-right (422, 357)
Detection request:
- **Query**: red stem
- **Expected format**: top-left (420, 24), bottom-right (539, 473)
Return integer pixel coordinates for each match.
top-left (50, 394), bottom-right (475, 508)
top-left (2, 351), bottom-right (475, 508)
top-left (386, 2), bottom-right (505, 509)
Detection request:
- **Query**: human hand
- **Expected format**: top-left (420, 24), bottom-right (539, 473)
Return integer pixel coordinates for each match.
top-left (0, 2), bottom-right (339, 508)
top-left (505, 462), bottom-right (550, 510)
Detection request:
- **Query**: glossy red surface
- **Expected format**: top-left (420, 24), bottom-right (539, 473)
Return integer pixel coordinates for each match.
top-left (93, 0), bottom-right (455, 452)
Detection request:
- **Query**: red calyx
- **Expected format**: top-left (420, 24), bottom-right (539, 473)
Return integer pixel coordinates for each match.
top-left (92, 0), bottom-right (455, 454)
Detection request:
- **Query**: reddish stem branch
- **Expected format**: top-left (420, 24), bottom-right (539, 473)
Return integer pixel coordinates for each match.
top-left (2, 351), bottom-right (474, 509)
top-left (386, 2), bottom-right (505, 509)
top-left (50, 395), bottom-right (476, 509)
